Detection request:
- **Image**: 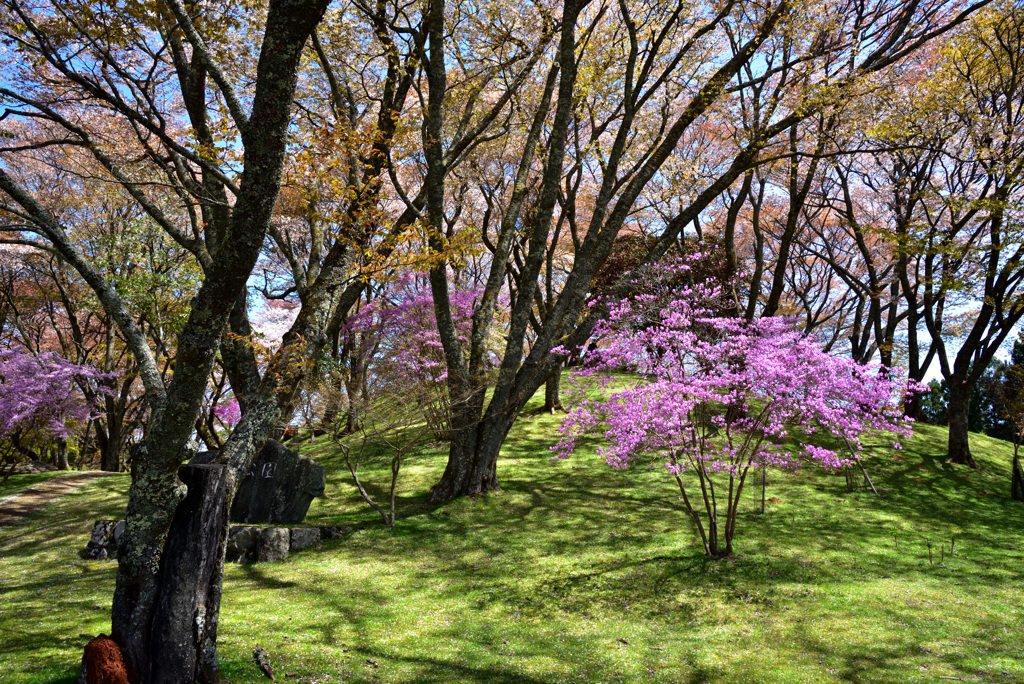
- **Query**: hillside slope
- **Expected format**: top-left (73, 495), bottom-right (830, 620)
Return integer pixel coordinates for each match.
top-left (0, 414), bottom-right (1022, 683)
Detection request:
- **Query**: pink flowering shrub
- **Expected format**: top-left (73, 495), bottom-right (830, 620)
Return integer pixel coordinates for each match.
top-left (341, 275), bottom-right (489, 438)
top-left (0, 348), bottom-right (112, 465)
top-left (213, 396), bottom-right (241, 427)
top-left (554, 279), bottom-right (917, 558)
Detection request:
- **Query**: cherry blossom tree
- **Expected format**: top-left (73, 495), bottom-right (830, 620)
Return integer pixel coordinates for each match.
top-left (421, 0), bottom-right (988, 504)
top-left (0, 0), bottom-right (331, 677)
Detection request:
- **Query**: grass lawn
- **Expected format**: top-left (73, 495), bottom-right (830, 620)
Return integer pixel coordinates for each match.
top-left (1, 401), bottom-right (1022, 683)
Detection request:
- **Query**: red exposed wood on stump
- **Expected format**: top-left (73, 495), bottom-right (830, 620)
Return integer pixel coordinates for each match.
top-left (83, 635), bottom-right (129, 684)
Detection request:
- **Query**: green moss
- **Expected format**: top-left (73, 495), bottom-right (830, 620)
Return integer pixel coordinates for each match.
top-left (1, 412), bottom-right (1022, 683)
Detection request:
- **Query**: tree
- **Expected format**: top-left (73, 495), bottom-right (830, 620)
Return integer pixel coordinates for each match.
top-left (0, 0), bottom-right (997, 675)
top-left (0, 0), bottom-right (331, 678)
top-left (852, 4), bottom-right (1024, 467)
top-left (2, 0), bottom-right (555, 670)
top-left (0, 197), bottom-right (199, 471)
top-left (422, 0), bottom-right (987, 503)
top-left (0, 348), bottom-right (109, 480)
top-left (554, 268), bottom-right (916, 557)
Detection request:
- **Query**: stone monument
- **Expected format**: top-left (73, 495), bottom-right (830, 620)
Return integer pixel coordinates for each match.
top-left (192, 439), bottom-right (325, 524)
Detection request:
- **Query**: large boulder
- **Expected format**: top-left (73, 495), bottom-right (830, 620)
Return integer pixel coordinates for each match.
top-left (193, 440), bottom-right (325, 524)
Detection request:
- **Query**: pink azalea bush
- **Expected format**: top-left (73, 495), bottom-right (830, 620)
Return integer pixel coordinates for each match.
top-left (554, 271), bottom-right (918, 558)
top-left (0, 348), bottom-right (112, 458)
top-left (340, 275), bottom-right (491, 437)
top-left (213, 396), bottom-right (241, 427)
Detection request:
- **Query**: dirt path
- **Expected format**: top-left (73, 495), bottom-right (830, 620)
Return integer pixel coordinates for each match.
top-left (0, 472), bottom-right (112, 527)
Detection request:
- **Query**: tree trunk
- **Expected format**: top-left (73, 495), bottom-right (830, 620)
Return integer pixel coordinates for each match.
top-left (55, 438), bottom-right (69, 470)
top-left (146, 464), bottom-right (229, 684)
top-left (101, 414), bottom-right (122, 472)
top-left (78, 420), bottom-right (94, 470)
top-left (108, 1), bottom-right (331, 677)
top-left (904, 391), bottom-right (924, 422)
top-left (100, 443), bottom-right (120, 472)
top-left (947, 381), bottom-right (978, 468)
top-left (1011, 448), bottom-right (1024, 502)
top-left (428, 396), bottom-right (502, 503)
top-left (542, 367), bottom-right (562, 413)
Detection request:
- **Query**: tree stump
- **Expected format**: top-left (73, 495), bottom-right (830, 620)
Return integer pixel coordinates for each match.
top-left (147, 464), bottom-right (229, 684)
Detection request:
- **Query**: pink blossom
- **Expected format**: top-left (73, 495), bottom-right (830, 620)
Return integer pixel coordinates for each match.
top-left (214, 397), bottom-right (241, 426)
top-left (0, 348), bottom-right (113, 446)
top-left (554, 269), bottom-right (918, 558)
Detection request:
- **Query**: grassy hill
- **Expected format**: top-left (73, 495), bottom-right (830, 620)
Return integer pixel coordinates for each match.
top-left (1, 405), bottom-right (1022, 683)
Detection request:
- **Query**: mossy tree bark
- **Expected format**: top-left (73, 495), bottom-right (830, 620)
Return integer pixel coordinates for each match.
top-left (147, 464), bottom-right (229, 684)
top-left (0, 0), bottom-right (330, 679)
top-left (108, 3), bottom-right (332, 678)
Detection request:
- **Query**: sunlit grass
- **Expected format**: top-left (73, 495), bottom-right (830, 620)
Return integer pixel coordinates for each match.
top-left (1, 396), bottom-right (1022, 683)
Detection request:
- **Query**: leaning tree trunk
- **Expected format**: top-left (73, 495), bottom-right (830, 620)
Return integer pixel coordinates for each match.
top-left (947, 381), bottom-right (977, 468)
top-left (428, 356), bottom-right (557, 503)
top-left (108, 1), bottom-right (331, 678)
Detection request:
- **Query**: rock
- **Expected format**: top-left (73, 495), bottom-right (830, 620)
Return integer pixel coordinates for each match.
top-left (85, 522), bottom-right (342, 563)
top-left (257, 527), bottom-right (290, 562)
top-left (81, 634), bottom-right (128, 684)
top-left (193, 440), bottom-right (325, 524)
top-left (226, 525), bottom-right (261, 563)
top-left (9, 459), bottom-right (59, 474)
top-left (289, 527), bottom-right (320, 552)
top-left (83, 521), bottom-right (119, 560)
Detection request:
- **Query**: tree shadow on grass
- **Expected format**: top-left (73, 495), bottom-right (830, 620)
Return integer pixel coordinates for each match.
top-left (237, 562), bottom-right (299, 590)
top-left (354, 646), bottom-right (557, 684)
